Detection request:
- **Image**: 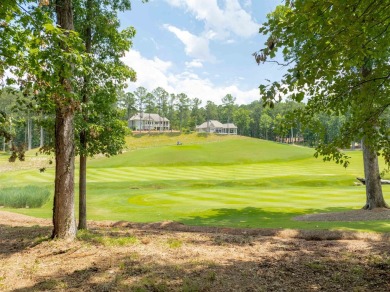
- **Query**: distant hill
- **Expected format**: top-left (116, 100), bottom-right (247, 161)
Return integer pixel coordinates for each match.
top-left (89, 133), bottom-right (314, 168)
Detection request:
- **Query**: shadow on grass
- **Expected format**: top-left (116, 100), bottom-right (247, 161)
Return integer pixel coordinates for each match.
top-left (178, 207), bottom-right (390, 233)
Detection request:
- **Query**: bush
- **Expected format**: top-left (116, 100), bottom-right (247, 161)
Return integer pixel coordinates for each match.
top-left (0, 185), bottom-right (51, 208)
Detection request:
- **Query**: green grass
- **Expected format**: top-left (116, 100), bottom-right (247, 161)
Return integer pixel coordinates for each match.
top-left (1, 133), bottom-right (389, 232)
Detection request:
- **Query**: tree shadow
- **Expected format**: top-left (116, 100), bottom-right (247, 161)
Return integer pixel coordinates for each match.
top-left (0, 224), bottom-right (51, 258)
top-left (10, 227), bottom-right (390, 291)
top-left (178, 206), bottom-right (390, 233)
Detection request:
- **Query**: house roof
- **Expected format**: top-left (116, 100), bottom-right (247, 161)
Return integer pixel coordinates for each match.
top-left (223, 123), bottom-right (237, 129)
top-left (129, 113), bottom-right (169, 122)
top-left (196, 120), bottom-right (237, 129)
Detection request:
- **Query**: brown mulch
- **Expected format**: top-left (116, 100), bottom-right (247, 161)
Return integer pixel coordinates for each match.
top-left (0, 211), bottom-right (389, 291)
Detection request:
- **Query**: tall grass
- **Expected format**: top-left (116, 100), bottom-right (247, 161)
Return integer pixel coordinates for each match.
top-left (0, 185), bottom-right (50, 208)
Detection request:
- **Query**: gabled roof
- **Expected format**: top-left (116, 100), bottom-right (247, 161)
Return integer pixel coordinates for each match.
top-left (129, 113), bottom-right (169, 122)
top-left (196, 120), bottom-right (237, 129)
top-left (223, 123), bottom-right (237, 129)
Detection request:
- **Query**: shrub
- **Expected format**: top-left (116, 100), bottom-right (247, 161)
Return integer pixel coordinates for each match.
top-left (0, 185), bottom-right (50, 208)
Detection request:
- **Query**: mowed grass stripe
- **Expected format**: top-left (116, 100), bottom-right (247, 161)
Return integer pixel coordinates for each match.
top-left (86, 162), bottom-right (359, 184)
top-left (1, 134), bottom-right (388, 232)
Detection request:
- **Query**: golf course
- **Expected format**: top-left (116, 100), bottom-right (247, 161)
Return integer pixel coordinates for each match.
top-left (0, 133), bottom-right (389, 232)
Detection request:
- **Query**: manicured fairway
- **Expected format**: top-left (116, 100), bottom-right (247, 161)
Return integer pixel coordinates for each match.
top-left (1, 134), bottom-right (389, 232)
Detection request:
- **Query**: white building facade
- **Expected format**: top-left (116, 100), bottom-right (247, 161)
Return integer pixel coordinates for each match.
top-left (195, 120), bottom-right (237, 135)
top-left (128, 113), bottom-right (170, 131)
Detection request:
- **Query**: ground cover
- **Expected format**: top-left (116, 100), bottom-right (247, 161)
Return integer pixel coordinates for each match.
top-left (0, 133), bottom-right (389, 232)
top-left (0, 211), bottom-right (389, 291)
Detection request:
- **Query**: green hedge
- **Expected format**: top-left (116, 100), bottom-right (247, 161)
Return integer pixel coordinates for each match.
top-left (0, 185), bottom-right (51, 208)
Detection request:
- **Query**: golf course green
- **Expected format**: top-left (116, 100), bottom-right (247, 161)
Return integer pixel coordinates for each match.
top-left (1, 133), bottom-right (389, 232)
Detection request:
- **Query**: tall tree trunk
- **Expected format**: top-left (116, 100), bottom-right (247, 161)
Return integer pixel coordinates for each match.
top-left (52, 0), bottom-right (77, 240)
top-left (78, 0), bottom-right (92, 230)
top-left (52, 106), bottom-right (76, 239)
top-left (27, 115), bottom-right (32, 150)
top-left (362, 139), bottom-right (389, 209)
top-left (40, 126), bottom-right (44, 148)
top-left (78, 150), bottom-right (87, 229)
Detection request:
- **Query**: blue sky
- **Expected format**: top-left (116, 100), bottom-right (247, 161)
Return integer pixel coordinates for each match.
top-left (119, 0), bottom-right (285, 105)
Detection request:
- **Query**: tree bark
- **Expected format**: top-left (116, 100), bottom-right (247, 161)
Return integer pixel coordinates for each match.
top-left (40, 126), bottom-right (44, 148)
top-left (78, 0), bottom-right (92, 230)
top-left (27, 115), bottom-right (32, 150)
top-left (52, 106), bottom-right (76, 239)
top-left (78, 152), bottom-right (87, 229)
top-left (52, 0), bottom-right (77, 240)
top-left (362, 140), bottom-right (389, 209)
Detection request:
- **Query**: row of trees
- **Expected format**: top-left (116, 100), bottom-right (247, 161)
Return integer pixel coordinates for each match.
top-left (3, 83), bottom-right (385, 154)
top-left (118, 88), bottom-right (236, 133)
top-left (118, 86), bottom-right (360, 147)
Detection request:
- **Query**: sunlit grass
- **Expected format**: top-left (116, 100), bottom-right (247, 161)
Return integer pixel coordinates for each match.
top-left (1, 133), bottom-right (389, 232)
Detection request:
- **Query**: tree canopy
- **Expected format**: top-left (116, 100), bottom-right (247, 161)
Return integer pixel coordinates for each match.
top-left (255, 0), bottom-right (390, 208)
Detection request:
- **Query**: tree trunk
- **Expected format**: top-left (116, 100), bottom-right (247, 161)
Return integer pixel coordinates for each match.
top-left (362, 140), bottom-right (389, 209)
top-left (78, 153), bottom-right (87, 229)
top-left (52, 0), bottom-right (77, 240)
top-left (52, 106), bottom-right (76, 239)
top-left (40, 126), bottom-right (44, 148)
top-left (78, 0), bottom-right (92, 230)
top-left (27, 116), bottom-right (32, 150)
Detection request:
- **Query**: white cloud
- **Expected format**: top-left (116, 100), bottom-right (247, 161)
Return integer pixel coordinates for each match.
top-left (122, 50), bottom-right (259, 105)
top-left (242, 0), bottom-right (252, 8)
top-left (121, 50), bottom-right (174, 92)
top-left (185, 59), bottom-right (203, 68)
top-left (165, 0), bottom-right (259, 40)
top-left (163, 24), bottom-right (215, 62)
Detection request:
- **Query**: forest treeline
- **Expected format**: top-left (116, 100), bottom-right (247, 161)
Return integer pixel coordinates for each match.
top-left (2, 85), bottom-right (383, 151)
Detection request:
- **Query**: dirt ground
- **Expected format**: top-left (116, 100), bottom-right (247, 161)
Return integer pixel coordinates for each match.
top-left (0, 211), bottom-right (389, 292)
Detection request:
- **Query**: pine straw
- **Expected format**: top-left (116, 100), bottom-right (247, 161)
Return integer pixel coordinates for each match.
top-left (1, 211), bottom-right (390, 291)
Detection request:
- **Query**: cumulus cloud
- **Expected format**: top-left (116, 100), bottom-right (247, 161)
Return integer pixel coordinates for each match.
top-left (121, 50), bottom-right (174, 92)
top-left (185, 59), bottom-right (204, 68)
top-left (122, 50), bottom-right (259, 105)
top-left (165, 0), bottom-right (259, 40)
top-left (163, 24), bottom-right (215, 62)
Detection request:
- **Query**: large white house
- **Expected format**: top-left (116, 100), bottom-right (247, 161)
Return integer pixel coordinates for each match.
top-left (195, 120), bottom-right (237, 135)
top-left (128, 113), bottom-right (170, 131)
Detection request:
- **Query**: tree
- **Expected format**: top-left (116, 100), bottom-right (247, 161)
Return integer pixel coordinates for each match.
top-left (73, 0), bottom-right (136, 229)
top-left (145, 92), bottom-right (155, 132)
top-left (205, 101), bottom-right (218, 132)
top-left (176, 93), bottom-right (190, 132)
top-left (222, 94), bottom-right (236, 134)
top-left (152, 87), bottom-right (169, 132)
top-left (51, 0), bottom-right (78, 239)
top-left (134, 86), bottom-right (147, 132)
top-left (255, 0), bottom-right (389, 209)
top-left (259, 112), bottom-right (273, 140)
top-left (119, 91), bottom-right (137, 120)
top-left (190, 97), bottom-right (202, 129)
top-left (234, 107), bottom-right (251, 135)
top-left (1, 1), bottom-right (138, 238)
top-left (168, 93), bottom-right (176, 131)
